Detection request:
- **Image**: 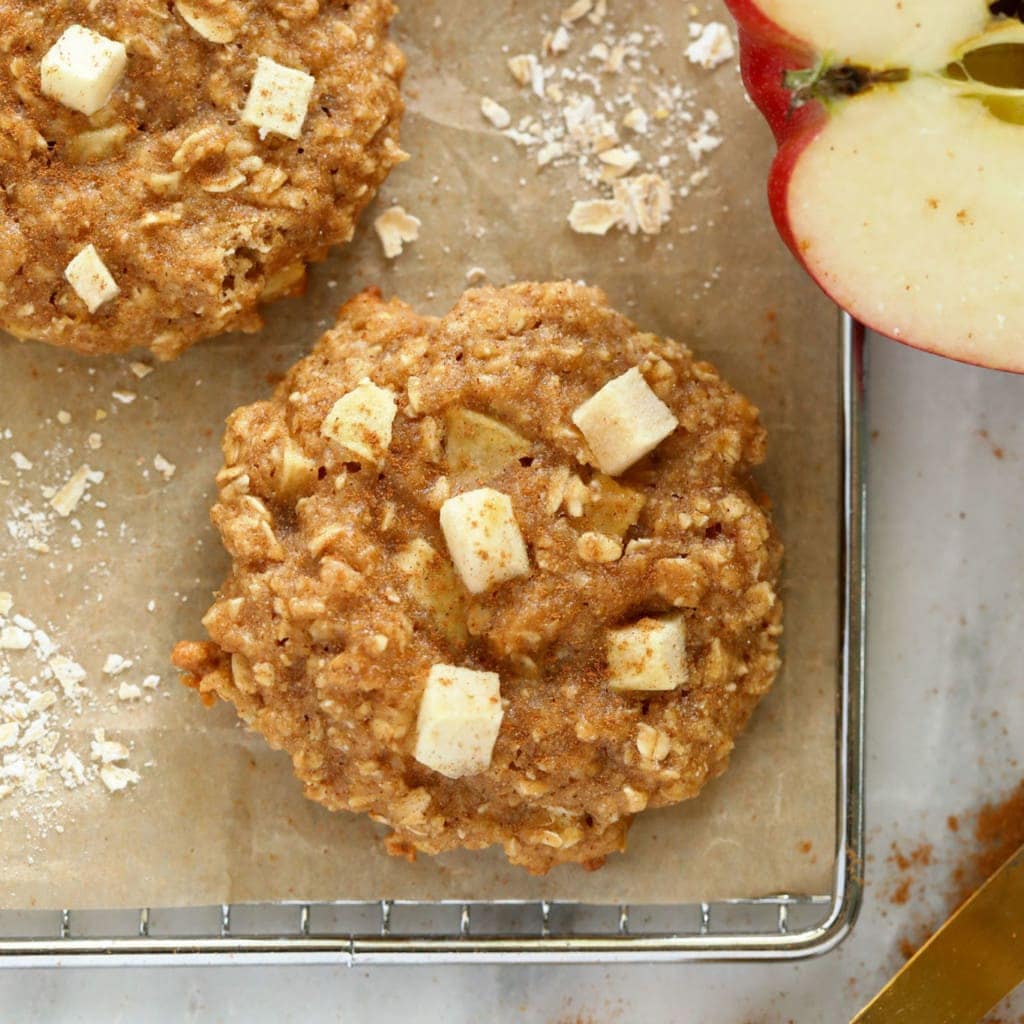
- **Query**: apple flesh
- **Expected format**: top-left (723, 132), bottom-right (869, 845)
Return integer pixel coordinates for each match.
top-left (727, 0), bottom-right (1024, 372)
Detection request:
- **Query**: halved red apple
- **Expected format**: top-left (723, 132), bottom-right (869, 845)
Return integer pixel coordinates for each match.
top-left (727, 0), bottom-right (1024, 372)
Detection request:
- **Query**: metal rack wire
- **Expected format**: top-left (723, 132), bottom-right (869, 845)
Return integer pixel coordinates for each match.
top-left (0, 317), bottom-right (866, 965)
top-left (0, 894), bottom-right (844, 965)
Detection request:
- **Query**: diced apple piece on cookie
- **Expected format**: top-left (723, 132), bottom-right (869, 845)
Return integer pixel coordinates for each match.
top-left (260, 260), bottom-right (307, 302)
top-left (393, 539), bottom-right (469, 645)
top-left (41, 25), bottom-right (127, 116)
top-left (444, 408), bottom-right (531, 481)
top-left (578, 474), bottom-right (646, 537)
top-left (414, 664), bottom-right (504, 778)
top-left (64, 245), bottom-right (120, 313)
top-left (66, 124), bottom-right (130, 164)
top-left (440, 487), bottom-right (530, 594)
top-left (321, 379), bottom-right (397, 465)
top-left (607, 616), bottom-right (688, 692)
top-left (275, 439), bottom-right (317, 497)
top-left (572, 368), bottom-right (678, 476)
top-left (242, 56), bottom-right (315, 140)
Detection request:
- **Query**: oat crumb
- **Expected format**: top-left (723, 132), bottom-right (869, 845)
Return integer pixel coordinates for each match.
top-left (0, 625), bottom-right (32, 650)
top-left (153, 454), bottom-right (177, 480)
top-left (99, 764), bottom-right (140, 793)
top-left (568, 199), bottom-right (621, 236)
top-left (102, 653), bottom-right (133, 676)
top-left (478, 10), bottom-right (733, 241)
top-left (685, 22), bottom-right (736, 71)
top-left (562, 0), bottom-right (592, 24)
top-left (50, 465), bottom-right (98, 518)
top-left (480, 96), bottom-right (512, 130)
top-left (374, 205), bottom-right (421, 260)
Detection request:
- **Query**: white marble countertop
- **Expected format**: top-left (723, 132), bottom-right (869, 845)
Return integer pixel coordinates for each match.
top-left (2, 331), bottom-right (1022, 1023)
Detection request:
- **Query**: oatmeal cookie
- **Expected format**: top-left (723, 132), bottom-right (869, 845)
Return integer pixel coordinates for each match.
top-left (0, 1), bottom-right (404, 358)
top-left (173, 283), bottom-right (784, 873)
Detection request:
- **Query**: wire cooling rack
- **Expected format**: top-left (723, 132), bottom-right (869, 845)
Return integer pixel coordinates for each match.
top-left (0, 317), bottom-right (866, 965)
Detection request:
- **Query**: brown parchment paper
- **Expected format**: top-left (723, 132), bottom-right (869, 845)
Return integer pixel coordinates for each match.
top-left (0, 0), bottom-right (840, 910)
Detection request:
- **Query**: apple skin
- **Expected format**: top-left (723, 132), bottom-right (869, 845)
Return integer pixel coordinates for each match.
top-left (742, 38), bottom-right (826, 262)
top-left (725, 1), bottom-right (1024, 373)
top-left (726, 17), bottom-right (827, 258)
top-left (725, 2), bottom-right (835, 298)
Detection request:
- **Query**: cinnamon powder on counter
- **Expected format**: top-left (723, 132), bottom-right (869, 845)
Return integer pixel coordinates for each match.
top-left (894, 781), bottom-right (1024, 961)
top-left (950, 781), bottom-right (1024, 910)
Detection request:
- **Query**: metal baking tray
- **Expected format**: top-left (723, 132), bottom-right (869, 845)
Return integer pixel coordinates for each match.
top-left (0, 314), bottom-right (866, 965)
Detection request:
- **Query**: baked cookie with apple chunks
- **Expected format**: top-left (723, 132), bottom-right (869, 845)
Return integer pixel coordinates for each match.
top-left (173, 282), bottom-right (783, 874)
top-left (0, 1), bottom-right (404, 358)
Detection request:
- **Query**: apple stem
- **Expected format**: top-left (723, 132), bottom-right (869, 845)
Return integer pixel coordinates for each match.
top-left (784, 58), bottom-right (909, 112)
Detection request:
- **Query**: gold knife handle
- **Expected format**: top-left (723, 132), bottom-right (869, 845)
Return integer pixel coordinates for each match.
top-left (852, 845), bottom-right (1024, 1024)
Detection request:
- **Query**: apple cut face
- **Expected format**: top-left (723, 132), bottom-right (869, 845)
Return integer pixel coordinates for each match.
top-left (742, 0), bottom-right (988, 67)
top-left (729, 0), bottom-right (1024, 371)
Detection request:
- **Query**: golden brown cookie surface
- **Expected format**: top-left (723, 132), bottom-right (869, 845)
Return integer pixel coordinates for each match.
top-left (173, 283), bottom-right (783, 873)
top-left (0, 0), bottom-right (404, 358)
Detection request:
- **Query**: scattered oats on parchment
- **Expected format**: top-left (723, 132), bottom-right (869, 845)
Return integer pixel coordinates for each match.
top-left (0, 367), bottom-right (171, 848)
top-left (0, 592), bottom-right (144, 828)
top-left (479, 1), bottom-right (738, 236)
